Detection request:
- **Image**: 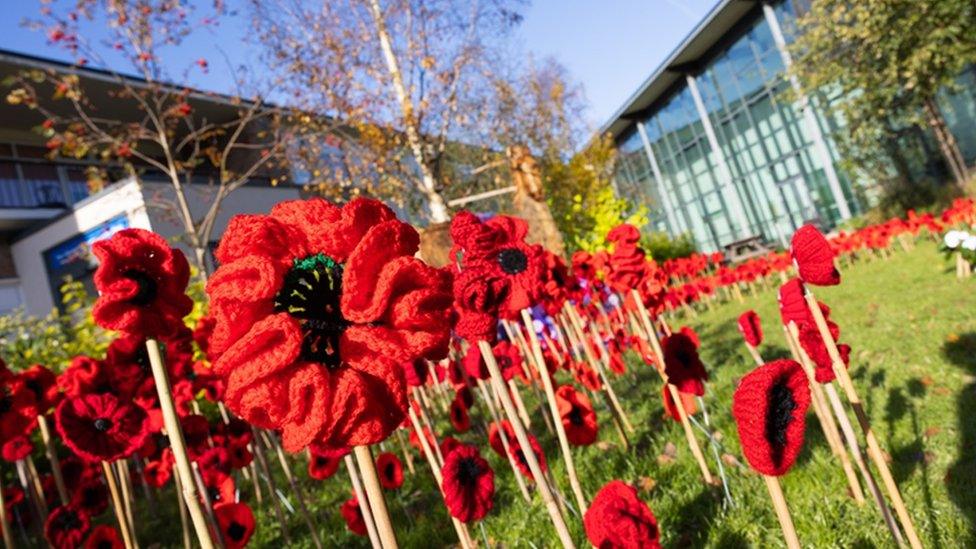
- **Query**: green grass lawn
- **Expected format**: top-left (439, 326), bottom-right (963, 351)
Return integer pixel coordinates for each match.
top-left (187, 240), bottom-right (976, 547)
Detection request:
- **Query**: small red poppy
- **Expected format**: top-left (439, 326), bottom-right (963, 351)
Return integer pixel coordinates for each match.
top-left (55, 393), bottom-right (150, 463)
top-left (449, 397), bottom-right (471, 433)
top-left (487, 420), bottom-right (515, 457)
top-left (307, 444), bottom-right (349, 481)
top-left (777, 278), bottom-right (809, 328)
top-left (605, 224), bottom-right (648, 295)
top-left (92, 228), bottom-right (193, 337)
top-left (214, 502), bottom-right (256, 549)
top-left (508, 432), bottom-right (547, 479)
top-left (440, 436), bottom-right (462, 458)
top-left (143, 450), bottom-right (174, 488)
top-left (584, 480), bottom-right (661, 549)
top-left (661, 385), bottom-right (697, 422)
top-left (400, 358), bottom-right (429, 387)
top-left (662, 333), bottom-right (708, 396)
top-left (202, 469), bottom-right (236, 506)
top-left (19, 364), bottom-right (59, 411)
top-left (732, 359), bottom-right (811, 476)
top-left (790, 225), bottom-right (840, 286)
top-left (0, 377), bottom-right (37, 442)
top-left (493, 340), bottom-right (525, 382)
top-left (340, 495), bottom-right (367, 536)
top-left (1, 436), bottom-right (33, 462)
top-left (573, 360), bottom-right (603, 392)
top-left (71, 478), bottom-right (109, 516)
top-left (737, 310), bottom-right (763, 347)
top-left (197, 447), bottom-right (232, 476)
top-left (45, 505), bottom-right (91, 549)
top-left (462, 345), bottom-right (488, 380)
top-left (84, 525), bottom-right (124, 549)
top-left (555, 385), bottom-right (598, 446)
top-left (678, 326), bottom-right (700, 348)
top-left (376, 452), bottom-right (404, 490)
top-left (441, 443), bottom-right (494, 523)
top-left (207, 198), bottom-right (453, 452)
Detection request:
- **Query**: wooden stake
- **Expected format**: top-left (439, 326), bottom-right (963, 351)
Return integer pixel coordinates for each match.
top-left (252, 428), bottom-right (291, 545)
top-left (115, 460), bottom-right (138, 544)
top-left (783, 324), bottom-right (865, 504)
top-left (267, 434), bottom-right (324, 549)
top-left (394, 429), bottom-right (416, 475)
top-left (479, 340), bottom-right (575, 549)
top-left (171, 467), bottom-right (193, 549)
top-left (0, 468), bottom-right (14, 549)
top-left (37, 415), bottom-right (68, 506)
top-left (354, 445), bottom-right (400, 549)
top-left (521, 309), bottom-right (589, 514)
top-left (630, 291), bottom-right (714, 485)
top-left (144, 339), bottom-right (215, 549)
top-left (804, 292), bottom-right (921, 549)
top-left (763, 475), bottom-right (801, 549)
top-left (190, 462), bottom-right (224, 548)
top-left (744, 342), bottom-right (764, 367)
top-left (412, 388), bottom-right (446, 468)
top-left (476, 379), bottom-right (532, 502)
top-left (345, 455), bottom-right (382, 549)
top-left (103, 461), bottom-right (137, 549)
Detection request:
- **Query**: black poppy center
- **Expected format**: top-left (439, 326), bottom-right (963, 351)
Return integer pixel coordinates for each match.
top-left (93, 418), bottom-right (113, 432)
top-left (456, 457), bottom-right (483, 487)
top-left (97, 540), bottom-right (114, 549)
top-left (384, 462), bottom-right (396, 480)
top-left (227, 521), bottom-right (247, 541)
top-left (567, 406), bottom-right (584, 426)
top-left (208, 486), bottom-right (221, 502)
top-left (54, 509), bottom-right (81, 530)
top-left (123, 269), bottom-right (158, 306)
top-left (765, 378), bottom-right (797, 466)
top-left (497, 248), bottom-right (528, 275)
top-left (0, 394), bottom-right (11, 414)
top-left (274, 254), bottom-right (349, 369)
top-left (82, 485), bottom-right (103, 506)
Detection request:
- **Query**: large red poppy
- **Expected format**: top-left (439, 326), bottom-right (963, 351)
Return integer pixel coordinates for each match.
top-left (737, 310), bottom-right (763, 347)
top-left (308, 444), bottom-right (349, 481)
top-left (584, 480), bottom-right (661, 549)
top-left (55, 393), bottom-right (150, 462)
top-left (340, 495), bottom-right (367, 537)
top-left (732, 359), bottom-right (811, 476)
top-left (84, 525), bottom-right (123, 549)
top-left (376, 451), bottom-right (404, 490)
top-left (790, 225), bottom-right (840, 286)
top-left (661, 333), bottom-right (708, 396)
top-left (441, 443), bottom-right (494, 523)
top-left (92, 228), bottom-right (193, 337)
top-left (214, 502), bottom-right (256, 549)
top-left (206, 198), bottom-right (453, 452)
top-left (555, 385), bottom-right (598, 446)
top-left (45, 505), bottom-right (91, 549)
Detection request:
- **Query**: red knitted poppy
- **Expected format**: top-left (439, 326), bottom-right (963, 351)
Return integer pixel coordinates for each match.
top-left (0, 377), bottom-right (37, 444)
top-left (341, 495), bottom-right (367, 536)
top-left (1, 436), bottom-right (32, 462)
top-left (55, 393), bottom-right (150, 463)
top-left (606, 224), bottom-right (649, 295)
top-left (71, 478), bottom-right (109, 517)
top-left (737, 310), bottom-right (763, 347)
top-left (662, 333), bottom-right (708, 396)
top-left (555, 385), bottom-right (598, 446)
top-left (732, 359), bottom-right (811, 476)
top-left (376, 451), bottom-right (404, 490)
top-left (488, 420), bottom-right (516, 457)
top-left (440, 436), bottom-right (462, 458)
top-left (661, 385), bottom-right (697, 422)
top-left (214, 502), bottom-right (255, 549)
top-left (508, 432), bottom-right (547, 479)
top-left (400, 358), bottom-right (430, 387)
top-left (584, 480), bottom-right (661, 549)
top-left (45, 505), bottom-right (91, 549)
top-left (84, 525), bottom-right (123, 549)
top-left (462, 344), bottom-right (488, 380)
top-left (449, 396), bottom-right (472, 433)
top-left (442, 443), bottom-right (494, 523)
top-left (777, 278), bottom-right (809, 328)
top-left (790, 225), bottom-right (840, 286)
top-left (19, 364), bottom-right (59, 412)
top-left (678, 326), bottom-right (700, 348)
top-left (308, 444), bottom-right (348, 480)
top-left (206, 198), bottom-right (453, 452)
top-left (493, 340), bottom-right (525, 382)
top-left (92, 228), bottom-right (193, 338)
top-left (573, 360), bottom-right (603, 392)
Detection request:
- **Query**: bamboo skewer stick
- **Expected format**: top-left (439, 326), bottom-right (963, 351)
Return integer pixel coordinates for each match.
top-left (144, 339), bottom-right (215, 549)
top-left (763, 475), bottom-right (801, 549)
top-left (171, 468), bottom-right (193, 549)
top-left (252, 429), bottom-right (291, 545)
top-left (478, 340), bottom-right (576, 549)
top-left (37, 415), bottom-right (68, 506)
top-left (476, 379), bottom-right (532, 502)
top-left (412, 388), bottom-right (446, 468)
top-left (502, 321), bottom-right (554, 435)
top-left (354, 445), bottom-right (400, 549)
top-left (0, 471), bottom-right (13, 549)
top-left (803, 292), bottom-right (921, 549)
top-left (103, 461), bottom-right (137, 549)
top-left (267, 434), bottom-right (324, 549)
top-left (394, 429), bottom-right (416, 475)
top-left (783, 325), bottom-right (865, 505)
top-left (406, 408), bottom-right (475, 549)
top-left (345, 455), bottom-right (382, 549)
top-left (190, 462), bottom-right (224, 548)
top-left (630, 291), bottom-right (714, 485)
top-left (115, 460), bottom-right (138, 543)
top-left (521, 308), bottom-right (589, 515)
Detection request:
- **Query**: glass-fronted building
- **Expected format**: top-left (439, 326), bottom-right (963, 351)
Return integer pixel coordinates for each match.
top-left (605, 0), bottom-right (976, 251)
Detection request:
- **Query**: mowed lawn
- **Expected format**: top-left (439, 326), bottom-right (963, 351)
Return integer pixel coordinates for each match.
top-left (196, 240), bottom-right (975, 548)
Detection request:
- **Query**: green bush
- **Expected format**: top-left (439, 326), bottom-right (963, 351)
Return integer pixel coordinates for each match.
top-left (641, 231), bottom-right (697, 261)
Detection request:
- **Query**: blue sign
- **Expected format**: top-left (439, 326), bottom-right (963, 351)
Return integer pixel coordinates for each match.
top-left (43, 215), bottom-right (130, 272)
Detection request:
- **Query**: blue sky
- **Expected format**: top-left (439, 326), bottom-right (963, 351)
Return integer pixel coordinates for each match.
top-left (0, 0), bottom-right (718, 130)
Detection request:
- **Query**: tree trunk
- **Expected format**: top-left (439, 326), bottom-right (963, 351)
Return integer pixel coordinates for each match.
top-left (923, 97), bottom-right (969, 189)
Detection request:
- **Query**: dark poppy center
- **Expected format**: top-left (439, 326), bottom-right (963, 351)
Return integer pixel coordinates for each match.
top-left (0, 395), bottom-right (11, 414)
top-left (54, 509), bottom-right (81, 530)
top-left (567, 406), bottom-right (584, 426)
top-left (384, 462), bottom-right (396, 480)
top-left (497, 248), bottom-right (528, 275)
top-left (227, 521), bottom-right (247, 541)
top-left (456, 457), bottom-right (482, 487)
top-left (123, 269), bottom-right (158, 306)
top-left (208, 487), bottom-right (221, 502)
top-left (97, 540), bottom-right (114, 549)
top-left (274, 253), bottom-right (349, 369)
top-left (765, 378), bottom-right (797, 466)
top-left (93, 418), bottom-right (113, 432)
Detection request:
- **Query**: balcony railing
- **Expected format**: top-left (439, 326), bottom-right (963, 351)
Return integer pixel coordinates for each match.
top-left (0, 160), bottom-right (90, 209)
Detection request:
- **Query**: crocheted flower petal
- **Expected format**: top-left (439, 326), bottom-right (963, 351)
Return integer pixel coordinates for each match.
top-left (215, 214), bottom-right (305, 266)
top-left (279, 362), bottom-right (331, 452)
top-left (218, 313), bottom-right (303, 382)
top-left (270, 198), bottom-right (342, 257)
top-left (206, 255), bottom-right (284, 304)
top-left (341, 222), bottom-right (420, 323)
